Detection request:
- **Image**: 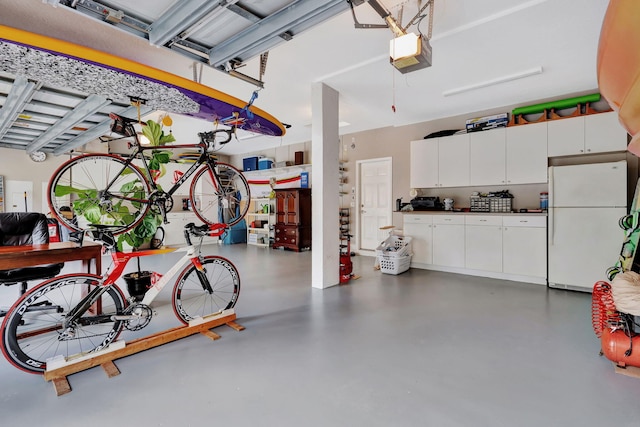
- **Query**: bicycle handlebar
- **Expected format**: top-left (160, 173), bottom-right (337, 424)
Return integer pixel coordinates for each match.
top-left (198, 129), bottom-right (234, 147)
top-left (183, 222), bottom-right (228, 246)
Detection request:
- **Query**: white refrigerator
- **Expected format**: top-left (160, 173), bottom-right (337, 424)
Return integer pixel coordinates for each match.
top-left (548, 160), bottom-right (627, 292)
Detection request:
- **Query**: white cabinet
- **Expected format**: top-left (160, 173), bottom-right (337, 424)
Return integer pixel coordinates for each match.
top-left (410, 134), bottom-right (469, 188)
top-left (438, 134), bottom-right (470, 187)
top-left (164, 212), bottom-right (197, 246)
top-left (548, 112), bottom-right (627, 157)
top-left (502, 216), bottom-right (546, 279)
top-left (403, 214), bottom-right (433, 265)
top-left (410, 139), bottom-right (438, 188)
top-left (469, 128), bottom-right (506, 185)
top-left (402, 213), bottom-right (547, 284)
top-left (505, 122), bottom-right (548, 184)
top-left (584, 111), bottom-right (628, 153)
top-left (432, 215), bottom-right (465, 267)
top-left (464, 215), bottom-right (502, 272)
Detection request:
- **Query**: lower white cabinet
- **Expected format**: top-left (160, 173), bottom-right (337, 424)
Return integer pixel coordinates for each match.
top-left (403, 213), bottom-right (547, 284)
top-left (403, 214), bottom-right (433, 264)
top-left (465, 216), bottom-right (502, 272)
top-left (502, 216), bottom-right (547, 279)
top-left (164, 212), bottom-right (219, 246)
top-left (432, 215), bottom-right (465, 268)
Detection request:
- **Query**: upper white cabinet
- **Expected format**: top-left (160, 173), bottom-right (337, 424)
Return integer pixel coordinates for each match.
top-left (505, 122), bottom-right (548, 184)
top-left (410, 139), bottom-right (438, 188)
top-left (469, 128), bottom-right (506, 185)
top-left (438, 134), bottom-right (470, 187)
top-left (547, 111), bottom-right (627, 157)
top-left (410, 134), bottom-right (469, 188)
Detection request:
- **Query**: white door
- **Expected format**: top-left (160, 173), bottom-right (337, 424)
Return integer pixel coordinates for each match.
top-left (438, 133), bottom-right (470, 187)
top-left (358, 158), bottom-right (392, 251)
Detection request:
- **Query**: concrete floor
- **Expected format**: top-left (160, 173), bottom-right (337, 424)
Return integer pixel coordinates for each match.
top-left (1, 244), bottom-right (639, 426)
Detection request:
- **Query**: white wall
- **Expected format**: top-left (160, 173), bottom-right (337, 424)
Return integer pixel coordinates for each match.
top-left (0, 148), bottom-right (72, 213)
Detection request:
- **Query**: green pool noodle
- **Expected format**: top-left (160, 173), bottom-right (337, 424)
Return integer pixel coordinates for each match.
top-left (512, 93), bottom-right (601, 116)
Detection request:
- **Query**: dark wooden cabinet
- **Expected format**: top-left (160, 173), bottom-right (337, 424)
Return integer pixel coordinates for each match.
top-left (273, 188), bottom-right (311, 251)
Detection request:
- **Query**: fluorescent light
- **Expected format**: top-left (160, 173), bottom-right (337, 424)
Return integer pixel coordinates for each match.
top-left (0, 76), bottom-right (36, 139)
top-left (27, 94), bottom-right (111, 154)
top-left (443, 66), bottom-right (544, 96)
top-left (53, 105), bottom-right (152, 155)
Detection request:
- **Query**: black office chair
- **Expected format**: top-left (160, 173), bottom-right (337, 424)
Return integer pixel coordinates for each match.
top-left (0, 212), bottom-right (64, 315)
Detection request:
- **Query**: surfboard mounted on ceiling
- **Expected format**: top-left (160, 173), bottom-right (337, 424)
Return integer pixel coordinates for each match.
top-left (597, 0), bottom-right (640, 155)
top-left (0, 24), bottom-right (285, 137)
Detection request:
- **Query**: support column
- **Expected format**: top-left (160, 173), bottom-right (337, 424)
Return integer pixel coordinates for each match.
top-left (311, 82), bottom-right (340, 289)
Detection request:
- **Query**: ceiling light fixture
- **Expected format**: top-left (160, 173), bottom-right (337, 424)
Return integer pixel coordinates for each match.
top-left (389, 32), bottom-right (432, 74)
top-left (442, 66), bottom-right (544, 96)
top-left (27, 94), bottom-right (111, 154)
top-left (351, 0), bottom-right (435, 73)
top-left (0, 76), bottom-right (36, 139)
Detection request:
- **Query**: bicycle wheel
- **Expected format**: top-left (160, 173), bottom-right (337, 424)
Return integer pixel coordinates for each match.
top-left (1, 274), bottom-right (126, 374)
top-left (190, 162), bottom-right (250, 227)
top-left (48, 154), bottom-right (152, 235)
top-left (172, 256), bottom-right (240, 324)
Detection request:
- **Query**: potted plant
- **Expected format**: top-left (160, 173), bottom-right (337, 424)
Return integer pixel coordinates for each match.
top-left (115, 116), bottom-right (175, 251)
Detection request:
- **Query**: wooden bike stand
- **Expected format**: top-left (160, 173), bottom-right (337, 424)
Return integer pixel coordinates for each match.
top-left (43, 309), bottom-right (244, 396)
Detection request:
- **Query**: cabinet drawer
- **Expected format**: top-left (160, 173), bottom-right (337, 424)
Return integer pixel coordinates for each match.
top-left (432, 215), bottom-right (464, 225)
top-left (465, 215), bottom-right (502, 226)
top-left (502, 216), bottom-right (546, 228)
top-left (403, 214), bottom-right (433, 224)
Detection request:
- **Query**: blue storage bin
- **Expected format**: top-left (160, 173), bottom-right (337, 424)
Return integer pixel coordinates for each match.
top-left (258, 158), bottom-right (274, 170)
top-left (243, 156), bottom-right (259, 171)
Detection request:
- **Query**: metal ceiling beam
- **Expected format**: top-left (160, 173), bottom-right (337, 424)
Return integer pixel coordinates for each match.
top-left (208, 0), bottom-right (348, 68)
top-left (149, 0), bottom-right (237, 46)
top-left (26, 94), bottom-right (111, 154)
top-left (0, 76), bottom-right (36, 139)
top-left (52, 105), bottom-right (152, 155)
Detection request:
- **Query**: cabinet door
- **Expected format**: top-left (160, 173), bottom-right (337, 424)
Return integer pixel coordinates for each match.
top-left (469, 128), bottom-right (506, 186)
top-left (585, 111), bottom-right (628, 154)
top-left (432, 223), bottom-right (465, 267)
top-left (403, 215), bottom-right (433, 265)
top-left (547, 117), bottom-right (585, 157)
top-left (503, 226), bottom-right (546, 278)
top-left (506, 122), bottom-right (548, 184)
top-left (410, 139), bottom-right (438, 188)
top-left (465, 216), bottom-right (502, 272)
top-left (438, 133), bottom-right (469, 187)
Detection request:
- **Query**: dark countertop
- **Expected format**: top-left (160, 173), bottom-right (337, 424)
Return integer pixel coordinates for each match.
top-left (399, 210), bottom-right (547, 216)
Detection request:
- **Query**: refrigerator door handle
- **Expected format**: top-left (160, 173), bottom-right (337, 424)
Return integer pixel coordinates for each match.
top-left (549, 166), bottom-right (555, 245)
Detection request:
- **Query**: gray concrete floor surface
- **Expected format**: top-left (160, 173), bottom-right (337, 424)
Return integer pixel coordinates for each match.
top-left (0, 244), bottom-right (639, 426)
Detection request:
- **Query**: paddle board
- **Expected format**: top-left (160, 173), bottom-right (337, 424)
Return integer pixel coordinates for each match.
top-left (0, 25), bottom-right (285, 137)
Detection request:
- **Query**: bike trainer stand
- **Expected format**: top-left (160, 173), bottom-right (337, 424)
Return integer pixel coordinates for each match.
top-left (43, 309), bottom-right (244, 396)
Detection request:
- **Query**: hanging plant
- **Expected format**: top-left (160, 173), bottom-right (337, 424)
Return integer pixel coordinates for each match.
top-left (142, 116), bottom-right (175, 184)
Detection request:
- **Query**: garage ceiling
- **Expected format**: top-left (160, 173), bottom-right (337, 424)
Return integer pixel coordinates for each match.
top-left (0, 0), bottom-right (612, 156)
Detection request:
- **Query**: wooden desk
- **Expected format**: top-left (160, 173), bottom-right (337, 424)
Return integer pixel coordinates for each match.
top-left (0, 241), bottom-right (102, 275)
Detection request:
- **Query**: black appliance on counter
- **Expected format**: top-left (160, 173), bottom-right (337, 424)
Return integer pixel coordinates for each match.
top-left (410, 196), bottom-right (444, 211)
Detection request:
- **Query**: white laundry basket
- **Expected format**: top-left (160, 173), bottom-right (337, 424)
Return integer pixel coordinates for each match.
top-left (376, 234), bottom-right (412, 275)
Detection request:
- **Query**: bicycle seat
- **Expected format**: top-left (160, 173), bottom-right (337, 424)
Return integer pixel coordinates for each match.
top-left (86, 224), bottom-right (119, 249)
top-left (109, 113), bottom-right (137, 137)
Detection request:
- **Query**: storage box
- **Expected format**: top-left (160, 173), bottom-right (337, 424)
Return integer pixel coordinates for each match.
top-left (258, 158), bottom-right (274, 170)
top-left (243, 156), bottom-right (260, 171)
top-left (466, 113), bottom-right (508, 133)
top-left (294, 151), bottom-right (304, 165)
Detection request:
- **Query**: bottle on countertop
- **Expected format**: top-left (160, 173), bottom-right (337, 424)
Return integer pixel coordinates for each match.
top-left (540, 192), bottom-right (548, 210)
